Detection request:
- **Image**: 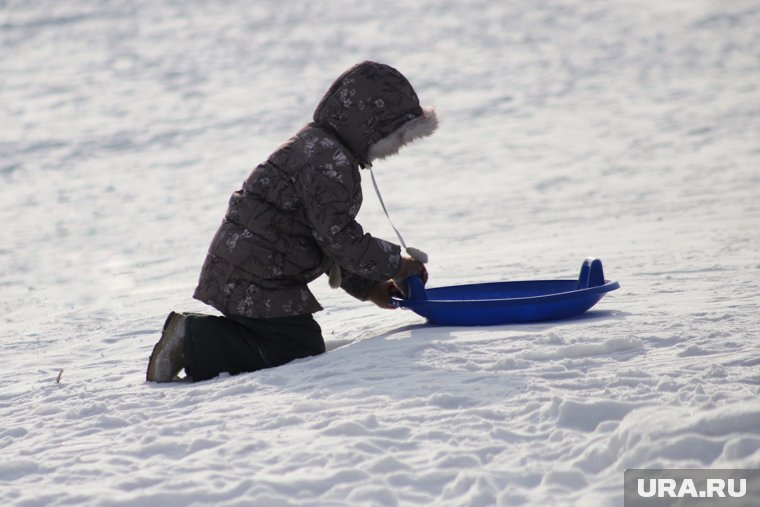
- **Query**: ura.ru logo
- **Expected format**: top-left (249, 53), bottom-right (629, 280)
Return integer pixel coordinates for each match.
top-left (637, 478), bottom-right (746, 498)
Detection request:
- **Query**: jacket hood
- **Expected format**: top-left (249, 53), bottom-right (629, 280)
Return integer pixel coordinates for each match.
top-left (313, 61), bottom-right (439, 168)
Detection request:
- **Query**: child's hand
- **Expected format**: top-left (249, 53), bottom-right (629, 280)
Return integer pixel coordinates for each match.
top-left (367, 280), bottom-right (400, 310)
top-left (418, 263), bottom-right (429, 285)
top-left (394, 256), bottom-right (426, 283)
top-left (392, 256), bottom-right (428, 297)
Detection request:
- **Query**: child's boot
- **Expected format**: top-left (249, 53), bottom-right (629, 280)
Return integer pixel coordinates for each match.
top-left (146, 312), bottom-right (187, 382)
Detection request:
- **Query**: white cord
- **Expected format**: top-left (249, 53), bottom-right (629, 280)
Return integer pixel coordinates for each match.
top-left (369, 167), bottom-right (428, 264)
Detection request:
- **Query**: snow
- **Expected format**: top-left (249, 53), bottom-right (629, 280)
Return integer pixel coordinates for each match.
top-left (1, 0), bottom-right (759, 505)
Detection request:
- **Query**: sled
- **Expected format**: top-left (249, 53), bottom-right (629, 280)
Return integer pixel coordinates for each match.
top-left (391, 258), bottom-right (620, 326)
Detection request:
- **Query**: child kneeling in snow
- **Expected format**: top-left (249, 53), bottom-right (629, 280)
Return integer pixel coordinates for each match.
top-left (146, 61), bottom-right (437, 382)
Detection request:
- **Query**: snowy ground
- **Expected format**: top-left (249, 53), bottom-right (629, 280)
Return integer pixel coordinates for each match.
top-left (2, 0), bottom-right (759, 505)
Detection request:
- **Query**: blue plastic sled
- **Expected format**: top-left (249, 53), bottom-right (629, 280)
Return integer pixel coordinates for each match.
top-left (390, 258), bottom-right (620, 326)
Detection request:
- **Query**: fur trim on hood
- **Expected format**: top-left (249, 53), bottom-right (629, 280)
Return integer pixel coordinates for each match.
top-left (367, 106), bottom-right (439, 164)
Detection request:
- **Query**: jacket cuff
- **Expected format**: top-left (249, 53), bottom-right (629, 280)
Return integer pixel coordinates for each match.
top-left (340, 271), bottom-right (379, 301)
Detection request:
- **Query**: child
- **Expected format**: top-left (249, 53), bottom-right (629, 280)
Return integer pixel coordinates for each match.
top-left (146, 61), bottom-right (438, 382)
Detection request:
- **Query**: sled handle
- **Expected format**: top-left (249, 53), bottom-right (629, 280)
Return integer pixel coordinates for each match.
top-left (405, 275), bottom-right (427, 301)
top-left (577, 258), bottom-right (605, 289)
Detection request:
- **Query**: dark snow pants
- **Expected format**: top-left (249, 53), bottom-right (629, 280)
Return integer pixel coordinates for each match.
top-left (182, 313), bottom-right (325, 382)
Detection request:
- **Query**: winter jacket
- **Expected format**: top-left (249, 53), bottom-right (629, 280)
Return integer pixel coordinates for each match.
top-left (193, 61), bottom-right (438, 319)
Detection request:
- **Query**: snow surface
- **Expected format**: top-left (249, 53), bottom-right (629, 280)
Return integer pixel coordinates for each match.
top-left (2, 0), bottom-right (759, 505)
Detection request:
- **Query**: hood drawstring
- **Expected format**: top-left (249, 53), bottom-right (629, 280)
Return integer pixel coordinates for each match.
top-left (328, 261), bottom-right (342, 288)
top-left (329, 166), bottom-right (428, 291)
top-left (369, 166), bottom-right (429, 264)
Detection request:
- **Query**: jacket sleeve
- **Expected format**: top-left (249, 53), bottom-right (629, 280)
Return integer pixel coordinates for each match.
top-left (340, 271), bottom-right (378, 301)
top-left (298, 145), bottom-right (401, 282)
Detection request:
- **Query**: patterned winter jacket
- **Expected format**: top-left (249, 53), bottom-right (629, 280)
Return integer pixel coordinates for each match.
top-left (193, 61), bottom-right (438, 318)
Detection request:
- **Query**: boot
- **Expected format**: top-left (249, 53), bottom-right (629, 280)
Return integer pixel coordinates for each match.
top-left (146, 312), bottom-right (187, 382)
